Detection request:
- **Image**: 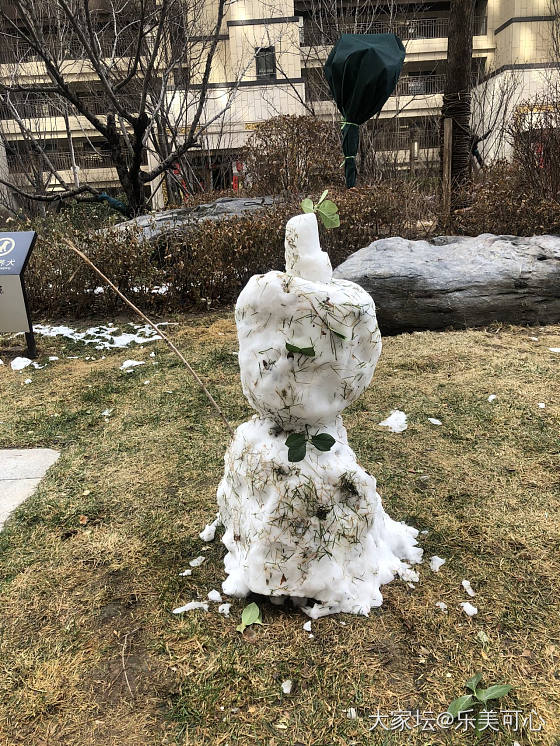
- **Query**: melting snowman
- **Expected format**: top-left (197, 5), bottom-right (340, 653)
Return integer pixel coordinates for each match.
top-left (217, 210), bottom-right (422, 618)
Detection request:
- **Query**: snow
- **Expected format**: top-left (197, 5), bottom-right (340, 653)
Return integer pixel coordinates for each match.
top-left (378, 410), bottom-right (408, 433)
top-left (429, 556), bottom-right (446, 572)
top-left (11, 357), bottom-right (33, 371)
top-left (33, 323), bottom-right (162, 350)
top-left (460, 601), bottom-right (478, 617)
top-left (23, 378), bottom-right (32, 385)
top-left (428, 418), bottom-right (442, 426)
top-left (218, 603), bottom-right (231, 616)
top-left (0, 359), bottom-right (3, 365)
top-left (435, 601), bottom-right (448, 613)
top-left (538, 403), bottom-right (546, 409)
top-left (101, 408), bottom-right (113, 417)
top-left (200, 516), bottom-right (219, 542)
top-left (346, 708), bottom-right (357, 719)
top-left (487, 394), bottom-right (497, 402)
top-left (48, 356), bottom-right (59, 361)
top-left (462, 579), bottom-right (476, 597)
top-left (172, 601), bottom-right (209, 614)
top-left (189, 556), bottom-right (206, 567)
top-left (217, 212), bottom-right (422, 617)
top-left (281, 680), bottom-right (293, 695)
top-left (179, 569), bottom-right (192, 577)
top-left (208, 589), bottom-right (222, 603)
top-left (549, 348), bottom-right (560, 353)
top-left (530, 337), bottom-right (539, 341)
top-left (302, 620), bottom-right (312, 632)
top-left (119, 360), bottom-right (145, 371)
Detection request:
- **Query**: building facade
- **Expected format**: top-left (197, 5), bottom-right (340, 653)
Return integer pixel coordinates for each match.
top-left (0, 0), bottom-right (556, 210)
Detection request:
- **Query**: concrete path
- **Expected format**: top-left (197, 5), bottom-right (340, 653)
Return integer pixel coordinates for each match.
top-left (0, 449), bottom-right (60, 530)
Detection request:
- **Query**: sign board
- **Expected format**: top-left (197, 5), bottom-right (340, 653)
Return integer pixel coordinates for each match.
top-left (0, 231), bottom-right (37, 357)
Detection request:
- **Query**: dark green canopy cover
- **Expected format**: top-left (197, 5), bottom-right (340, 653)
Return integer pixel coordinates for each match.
top-left (324, 34), bottom-right (405, 187)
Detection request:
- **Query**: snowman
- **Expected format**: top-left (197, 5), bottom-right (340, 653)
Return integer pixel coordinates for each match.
top-left (217, 209), bottom-right (422, 618)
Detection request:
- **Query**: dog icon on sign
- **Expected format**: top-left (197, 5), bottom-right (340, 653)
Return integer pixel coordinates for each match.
top-left (0, 237), bottom-right (15, 257)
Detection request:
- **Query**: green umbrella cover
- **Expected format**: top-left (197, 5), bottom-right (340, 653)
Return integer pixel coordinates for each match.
top-left (324, 34), bottom-right (405, 187)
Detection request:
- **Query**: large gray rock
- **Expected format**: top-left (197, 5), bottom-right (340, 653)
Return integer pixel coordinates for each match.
top-left (112, 196), bottom-right (275, 242)
top-left (333, 234), bottom-right (560, 333)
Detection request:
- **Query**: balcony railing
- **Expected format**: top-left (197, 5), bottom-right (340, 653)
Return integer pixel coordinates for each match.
top-left (303, 15), bottom-right (487, 46)
top-left (0, 31), bottom-right (138, 64)
top-left (394, 74), bottom-right (445, 97)
top-left (0, 94), bottom-right (136, 120)
top-left (370, 130), bottom-right (440, 152)
top-left (8, 150), bottom-right (117, 174)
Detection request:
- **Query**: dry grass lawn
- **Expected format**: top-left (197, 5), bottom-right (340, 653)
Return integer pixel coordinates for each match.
top-left (0, 312), bottom-right (559, 745)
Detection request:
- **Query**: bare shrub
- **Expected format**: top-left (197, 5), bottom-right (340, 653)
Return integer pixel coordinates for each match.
top-left (245, 115), bottom-right (342, 195)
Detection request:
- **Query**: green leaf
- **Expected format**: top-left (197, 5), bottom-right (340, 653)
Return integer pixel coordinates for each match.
top-left (237, 602), bottom-right (263, 633)
top-left (288, 443), bottom-right (307, 462)
top-left (316, 189), bottom-right (329, 206)
top-left (301, 198), bottom-right (314, 213)
top-left (285, 432), bottom-right (306, 448)
top-left (476, 684), bottom-right (512, 703)
top-left (466, 673), bottom-right (483, 693)
top-left (447, 694), bottom-right (474, 718)
top-left (311, 433), bottom-right (336, 452)
top-left (319, 199), bottom-right (338, 215)
top-left (317, 210), bottom-right (341, 230)
top-left (286, 342), bottom-right (315, 357)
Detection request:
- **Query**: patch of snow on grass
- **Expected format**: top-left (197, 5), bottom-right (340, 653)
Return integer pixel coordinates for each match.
top-left (33, 323), bottom-right (162, 350)
top-left (460, 601), bottom-right (478, 616)
top-left (549, 348), bottom-right (560, 353)
top-left (378, 410), bottom-right (407, 433)
top-left (303, 620), bottom-right (312, 632)
top-left (172, 601), bottom-right (209, 614)
top-left (119, 360), bottom-right (145, 371)
top-left (435, 601), bottom-right (448, 613)
top-left (428, 418), bottom-right (442, 425)
top-left (429, 556), bottom-right (446, 572)
top-left (208, 590), bottom-right (222, 603)
top-left (218, 603), bottom-right (231, 616)
top-left (462, 579), bottom-right (476, 597)
top-left (487, 394), bottom-right (497, 402)
top-left (538, 402), bottom-right (546, 409)
top-left (200, 516), bottom-right (219, 542)
top-left (11, 357), bottom-right (32, 371)
top-left (189, 556), bottom-right (206, 567)
top-left (281, 680), bottom-right (293, 695)
top-left (179, 569), bottom-right (192, 577)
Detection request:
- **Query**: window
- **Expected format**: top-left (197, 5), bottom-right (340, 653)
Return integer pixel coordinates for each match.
top-left (255, 46), bottom-right (276, 81)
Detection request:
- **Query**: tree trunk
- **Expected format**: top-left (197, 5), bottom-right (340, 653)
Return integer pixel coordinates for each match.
top-left (441, 0), bottom-right (475, 208)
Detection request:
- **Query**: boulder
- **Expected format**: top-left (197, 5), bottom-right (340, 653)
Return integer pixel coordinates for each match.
top-left (333, 234), bottom-right (560, 333)
top-left (111, 196), bottom-right (275, 242)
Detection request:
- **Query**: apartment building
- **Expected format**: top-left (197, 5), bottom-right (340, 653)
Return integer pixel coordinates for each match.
top-left (0, 0), bottom-right (556, 209)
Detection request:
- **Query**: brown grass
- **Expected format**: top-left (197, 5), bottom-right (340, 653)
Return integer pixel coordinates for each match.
top-left (0, 313), bottom-right (559, 745)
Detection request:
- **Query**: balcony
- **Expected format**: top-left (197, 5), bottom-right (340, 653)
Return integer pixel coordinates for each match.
top-left (302, 15), bottom-right (487, 46)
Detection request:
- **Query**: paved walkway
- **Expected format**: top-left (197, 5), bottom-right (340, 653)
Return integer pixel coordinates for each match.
top-left (0, 449), bottom-right (60, 530)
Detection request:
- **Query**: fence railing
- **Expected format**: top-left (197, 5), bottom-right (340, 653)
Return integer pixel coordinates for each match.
top-left (0, 31), bottom-right (138, 64)
top-left (303, 15), bottom-right (487, 46)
